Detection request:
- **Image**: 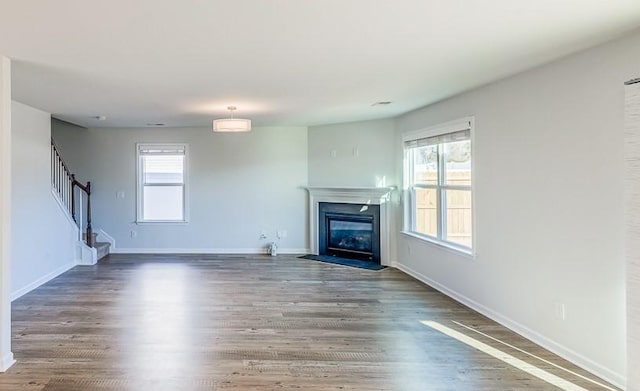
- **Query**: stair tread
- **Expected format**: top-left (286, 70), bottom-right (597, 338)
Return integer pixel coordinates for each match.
top-left (94, 242), bottom-right (110, 248)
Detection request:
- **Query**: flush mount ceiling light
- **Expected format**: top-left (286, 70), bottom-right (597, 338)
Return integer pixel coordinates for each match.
top-left (212, 106), bottom-right (251, 133)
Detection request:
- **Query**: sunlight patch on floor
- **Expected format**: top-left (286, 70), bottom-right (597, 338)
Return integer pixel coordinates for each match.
top-left (421, 320), bottom-right (589, 391)
top-left (449, 320), bottom-right (616, 391)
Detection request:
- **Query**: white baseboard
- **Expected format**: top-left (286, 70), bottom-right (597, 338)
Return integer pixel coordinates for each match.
top-left (110, 247), bottom-right (310, 255)
top-left (394, 262), bottom-right (625, 390)
top-left (11, 261), bottom-right (75, 301)
top-left (0, 352), bottom-right (15, 372)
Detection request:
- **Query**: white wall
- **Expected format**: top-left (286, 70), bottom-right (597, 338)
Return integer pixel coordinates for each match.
top-left (51, 125), bottom-right (309, 253)
top-left (308, 119), bottom-right (396, 188)
top-left (625, 81), bottom-right (640, 391)
top-left (11, 101), bottom-right (77, 299)
top-left (394, 30), bottom-right (640, 386)
top-left (0, 56), bottom-right (14, 372)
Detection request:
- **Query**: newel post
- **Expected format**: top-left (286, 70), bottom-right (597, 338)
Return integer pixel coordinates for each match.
top-left (85, 181), bottom-right (93, 247)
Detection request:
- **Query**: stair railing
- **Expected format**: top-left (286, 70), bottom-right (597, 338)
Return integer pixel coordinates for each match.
top-left (51, 139), bottom-right (93, 247)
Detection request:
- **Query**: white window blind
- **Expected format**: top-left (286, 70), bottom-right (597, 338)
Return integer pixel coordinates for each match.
top-left (138, 145), bottom-right (186, 155)
top-left (404, 129), bottom-right (470, 148)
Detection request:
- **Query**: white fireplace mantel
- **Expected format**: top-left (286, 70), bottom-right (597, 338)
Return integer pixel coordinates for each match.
top-left (305, 187), bottom-right (395, 265)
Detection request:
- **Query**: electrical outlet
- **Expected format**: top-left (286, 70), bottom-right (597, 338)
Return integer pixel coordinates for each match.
top-left (276, 230), bottom-right (288, 239)
top-left (353, 147), bottom-right (359, 157)
top-left (116, 191), bottom-right (125, 199)
top-left (130, 230), bottom-right (137, 238)
top-left (259, 233), bottom-right (267, 240)
top-left (554, 302), bottom-right (565, 320)
top-left (330, 150), bottom-right (337, 158)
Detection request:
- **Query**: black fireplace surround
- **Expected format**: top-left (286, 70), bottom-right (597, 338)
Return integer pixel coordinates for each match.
top-left (318, 202), bottom-right (381, 264)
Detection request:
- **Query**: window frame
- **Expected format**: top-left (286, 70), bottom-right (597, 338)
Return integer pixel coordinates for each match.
top-left (402, 117), bottom-right (475, 255)
top-left (136, 143), bottom-right (189, 224)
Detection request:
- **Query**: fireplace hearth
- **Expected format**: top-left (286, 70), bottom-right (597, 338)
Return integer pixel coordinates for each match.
top-left (319, 202), bottom-right (380, 264)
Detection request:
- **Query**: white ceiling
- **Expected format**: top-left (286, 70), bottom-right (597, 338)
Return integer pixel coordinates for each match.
top-left (1, 0), bottom-right (640, 128)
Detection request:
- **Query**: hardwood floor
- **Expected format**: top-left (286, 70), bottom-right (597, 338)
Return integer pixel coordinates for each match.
top-left (0, 254), bottom-right (619, 390)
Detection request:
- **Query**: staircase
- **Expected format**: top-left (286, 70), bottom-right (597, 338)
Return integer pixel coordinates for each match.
top-left (83, 233), bottom-right (111, 262)
top-left (52, 139), bottom-right (110, 262)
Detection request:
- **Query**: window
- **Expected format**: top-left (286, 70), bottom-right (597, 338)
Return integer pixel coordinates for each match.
top-left (136, 144), bottom-right (188, 223)
top-left (404, 118), bottom-right (473, 252)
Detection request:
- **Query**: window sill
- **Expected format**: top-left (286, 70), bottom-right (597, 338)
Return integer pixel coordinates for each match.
top-left (400, 230), bottom-right (476, 259)
top-left (135, 220), bottom-right (189, 225)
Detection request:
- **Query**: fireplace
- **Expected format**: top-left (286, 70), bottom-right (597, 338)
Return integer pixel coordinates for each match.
top-left (319, 202), bottom-right (380, 264)
top-left (306, 187), bottom-right (394, 265)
